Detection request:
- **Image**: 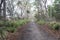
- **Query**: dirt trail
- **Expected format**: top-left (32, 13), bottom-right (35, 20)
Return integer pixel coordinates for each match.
top-left (19, 22), bottom-right (57, 40)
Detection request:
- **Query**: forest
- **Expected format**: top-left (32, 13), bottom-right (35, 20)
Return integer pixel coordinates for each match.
top-left (0, 0), bottom-right (60, 40)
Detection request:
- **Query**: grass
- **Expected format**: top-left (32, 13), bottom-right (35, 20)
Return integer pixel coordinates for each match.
top-left (37, 20), bottom-right (46, 25)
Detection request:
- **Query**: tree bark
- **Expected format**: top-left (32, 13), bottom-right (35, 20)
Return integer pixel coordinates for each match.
top-left (3, 0), bottom-right (6, 21)
top-left (0, 4), bottom-right (1, 17)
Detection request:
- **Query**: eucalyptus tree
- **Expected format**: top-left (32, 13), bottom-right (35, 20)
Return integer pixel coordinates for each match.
top-left (52, 0), bottom-right (60, 20)
top-left (35, 0), bottom-right (49, 21)
top-left (0, 0), bottom-right (6, 20)
top-left (35, 0), bottom-right (45, 20)
top-left (17, 0), bottom-right (31, 19)
top-left (3, 0), bottom-right (6, 21)
top-left (0, 0), bottom-right (4, 17)
top-left (24, 0), bottom-right (31, 18)
top-left (6, 0), bottom-right (15, 20)
top-left (42, 0), bottom-right (49, 19)
top-left (17, 0), bottom-right (24, 17)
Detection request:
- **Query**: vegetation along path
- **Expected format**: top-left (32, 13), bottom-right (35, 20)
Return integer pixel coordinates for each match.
top-left (8, 21), bottom-right (58, 40)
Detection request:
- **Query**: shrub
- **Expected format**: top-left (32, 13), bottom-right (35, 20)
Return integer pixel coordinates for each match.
top-left (0, 27), bottom-right (6, 40)
top-left (17, 19), bottom-right (29, 26)
top-left (5, 27), bottom-right (16, 33)
top-left (52, 24), bottom-right (60, 30)
top-left (4, 19), bottom-right (29, 33)
top-left (5, 21), bottom-right (19, 28)
top-left (0, 21), bottom-right (4, 27)
top-left (0, 19), bottom-right (29, 39)
top-left (5, 21), bottom-right (12, 27)
top-left (37, 20), bottom-right (46, 25)
top-left (49, 22), bottom-right (60, 30)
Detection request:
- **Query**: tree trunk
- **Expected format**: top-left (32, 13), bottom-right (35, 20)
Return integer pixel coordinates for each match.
top-left (3, 0), bottom-right (6, 21)
top-left (0, 4), bottom-right (1, 17)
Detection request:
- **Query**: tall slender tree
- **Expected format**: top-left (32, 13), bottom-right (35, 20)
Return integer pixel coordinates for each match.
top-left (3, 0), bottom-right (6, 21)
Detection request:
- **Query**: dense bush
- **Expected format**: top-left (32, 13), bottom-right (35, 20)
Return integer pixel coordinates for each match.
top-left (0, 27), bottom-right (6, 40)
top-left (37, 20), bottom-right (46, 25)
top-left (0, 19), bottom-right (29, 33)
top-left (0, 19), bottom-right (29, 40)
top-left (49, 22), bottom-right (60, 30)
top-left (4, 19), bottom-right (29, 33)
top-left (0, 21), bottom-right (4, 27)
top-left (5, 21), bottom-right (19, 28)
top-left (5, 27), bottom-right (16, 33)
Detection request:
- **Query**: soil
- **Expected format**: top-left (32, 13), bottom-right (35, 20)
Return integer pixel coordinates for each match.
top-left (38, 24), bottom-right (60, 39)
top-left (6, 24), bottom-right (28, 40)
